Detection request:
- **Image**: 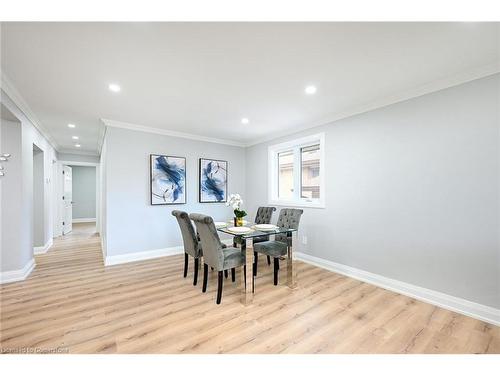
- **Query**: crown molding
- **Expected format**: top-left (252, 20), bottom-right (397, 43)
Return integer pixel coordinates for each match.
top-left (101, 118), bottom-right (246, 147)
top-left (3, 63), bottom-right (498, 152)
top-left (57, 148), bottom-right (100, 157)
top-left (245, 63), bottom-right (500, 147)
top-left (1, 72), bottom-right (60, 151)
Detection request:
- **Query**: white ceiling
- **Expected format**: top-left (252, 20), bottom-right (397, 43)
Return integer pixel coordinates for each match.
top-left (1, 22), bottom-right (498, 154)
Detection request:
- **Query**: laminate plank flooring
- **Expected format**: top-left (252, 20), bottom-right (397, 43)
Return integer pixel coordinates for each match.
top-left (1, 223), bottom-right (498, 354)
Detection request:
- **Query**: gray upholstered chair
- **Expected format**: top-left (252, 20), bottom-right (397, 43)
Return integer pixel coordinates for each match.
top-left (253, 208), bottom-right (303, 285)
top-left (172, 210), bottom-right (203, 285)
top-left (190, 213), bottom-right (245, 304)
top-left (252, 206), bottom-right (276, 269)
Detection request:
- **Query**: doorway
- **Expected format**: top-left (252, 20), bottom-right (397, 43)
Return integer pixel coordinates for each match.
top-left (59, 163), bottom-right (98, 236)
top-left (33, 144), bottom-right (45, 250)
top-left (62, 165), bottom-right (73, 234)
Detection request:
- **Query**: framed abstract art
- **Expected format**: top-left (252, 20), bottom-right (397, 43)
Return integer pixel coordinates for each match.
top-left (150, 154), bottom-right (186, 205)
top-left (199, 158), bottom-right (227, 203)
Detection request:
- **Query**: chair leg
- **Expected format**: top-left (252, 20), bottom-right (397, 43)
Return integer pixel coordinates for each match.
top-left (231, 268), bottom-right (236, 282)
top-left (183, 253), bottom-right (188, 278)
top-left (202, 263), bottom-right (208, 292)
top-left (267, 255), bottom-right (271, 266)
top-left (216, 271), bottom-right (223, 304)
top-left (224, 269), bottom-right (228, 279)
top-left (253, 251), bottom-right (258, 276)
top-left (193, 258), bottom-right (199, 285)
top-left (273, 257), bottom-right (279, 285)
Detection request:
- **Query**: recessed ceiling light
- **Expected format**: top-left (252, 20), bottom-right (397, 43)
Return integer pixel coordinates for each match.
top-left (75, 144), bottom-right (81, 148)
top-left (241, 118), bottom-right (249, 124)
top-left (68, 123), bottom-right (76, 128)
top-left (72, 136), bottom-right (79, 140)
top-left (108, 83), bottom-right (121, 93)
top-left (305, 85), bottom-right (317, 95)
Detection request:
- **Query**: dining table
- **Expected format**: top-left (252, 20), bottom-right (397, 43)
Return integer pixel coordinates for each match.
top-left (217, 222), bottom-right (298, 305)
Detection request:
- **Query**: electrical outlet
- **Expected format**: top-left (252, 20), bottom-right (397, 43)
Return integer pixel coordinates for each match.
top-left (302, 236), bottom-right (308, 245)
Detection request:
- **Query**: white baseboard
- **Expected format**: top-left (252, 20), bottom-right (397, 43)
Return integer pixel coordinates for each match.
top-left (73, 218), bottom-right (96, 223)
top-left (295, 252), bottom-right (500, 327)
top-left (34, 238), bottom-right (53, 255)
top-left (0, 259), bottom-right (36, 284)
top-left (105, 246), bottom-right (184, 266)
top-left (104, 239), bottom-right (234, 267)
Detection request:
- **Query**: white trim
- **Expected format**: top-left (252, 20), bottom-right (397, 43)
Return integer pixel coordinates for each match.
top-left (1, 73), bottom-right (60, 151)
top-left (0, 259), bottom-right (36, 284)
top-left (101, 236), bottom-right (107, 259)
top-left (57, 149), bottom-right (100, 157)
top-left (58, 161), bottom-right (99, 167)
top-left (102, 119), bottom-right (246, 147)
top-left (33, 238), bottom-right (53, 255)
top-left (268, 133), bottom-right (325, 209)
top-left (295, 252), bottom-right (500, 327)
top-left (72, 218), bottom-right (96, 223)
top-left (105, 246), bottom-right (184, 266)
top-left (247, 65), bottom-right (500, 147)
top-left (104, 239), bottom-right (234, 266)
top-left (97, 121), bottom-right (107, 156)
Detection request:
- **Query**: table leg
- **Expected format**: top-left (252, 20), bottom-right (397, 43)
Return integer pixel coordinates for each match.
top-left (240, 237), bottom-right (254, 305)
top-left (287, 231), bottom-right (297, 289)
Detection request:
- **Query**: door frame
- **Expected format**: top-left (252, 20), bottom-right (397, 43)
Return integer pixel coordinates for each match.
top-left (54, 160), bottom-right (100, 237)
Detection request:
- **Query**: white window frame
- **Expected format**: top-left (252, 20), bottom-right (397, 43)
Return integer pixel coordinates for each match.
top-left (268, 133), bottom-right (325, 209)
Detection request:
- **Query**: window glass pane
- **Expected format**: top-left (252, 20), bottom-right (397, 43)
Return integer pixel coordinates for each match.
top-left (278, 150), bottom-right (294, 199)
top-left (301, 144), bottom-right (320, 199)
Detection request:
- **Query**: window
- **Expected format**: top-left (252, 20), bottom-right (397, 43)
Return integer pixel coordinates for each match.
top-left (268, 133), bottom-right (325, 208)
top-left (301, 144), bottom-right (320, 199)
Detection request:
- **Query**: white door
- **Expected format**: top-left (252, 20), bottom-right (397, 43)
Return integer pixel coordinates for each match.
top-left (63, 165), bottom-right (73, 235)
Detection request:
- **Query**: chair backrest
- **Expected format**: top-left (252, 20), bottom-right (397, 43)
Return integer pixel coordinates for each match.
top-left (171, 210), bottom-right (201, 258)
top-left (254, 206), bottom-right (276, 225)
top-left (189, 213), bottom-right (225, 270)
top-left (276, 208), bottom-right (303, 243)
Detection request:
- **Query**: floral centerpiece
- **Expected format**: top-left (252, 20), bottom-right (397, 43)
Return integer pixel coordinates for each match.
top-left (226, 193), bottom-right (247, 227)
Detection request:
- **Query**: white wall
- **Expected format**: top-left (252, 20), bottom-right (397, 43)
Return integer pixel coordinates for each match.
top-left (0, 90), bottom-right (57, 277)
top-left (71, 166), bottom-right (96, 220)
top-left (246, 74), bottom-right (500, 310)
top-left (0, 119), bottom-right (25, 272)
top-left (102, 126), bottom-right (246, 257)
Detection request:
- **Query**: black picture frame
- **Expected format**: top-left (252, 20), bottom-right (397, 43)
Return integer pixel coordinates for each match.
top-left (150, 154), bottom-right (187, 205)
top-left (198, 158), bottom-right (228, 203)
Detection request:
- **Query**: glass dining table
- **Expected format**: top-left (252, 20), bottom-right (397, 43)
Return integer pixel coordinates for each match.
top-left (217, 223), bottom-right (298, 305)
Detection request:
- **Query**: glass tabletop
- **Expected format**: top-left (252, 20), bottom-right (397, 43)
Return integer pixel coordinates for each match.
top-left (216, 222), bottom-right (297, 239)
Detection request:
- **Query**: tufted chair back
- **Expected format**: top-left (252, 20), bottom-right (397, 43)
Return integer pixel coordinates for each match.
top-left (190, 213), bottom-right (225, 270)
top-left (275, 208), bottom-right (303, 244)
top-left (172, 210), bottom-right (201, 258)
top-left (254, 206), bottom-right (276, 225)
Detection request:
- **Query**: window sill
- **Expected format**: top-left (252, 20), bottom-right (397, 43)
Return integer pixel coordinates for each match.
top-left (268, 199), bottom-right (325, 209)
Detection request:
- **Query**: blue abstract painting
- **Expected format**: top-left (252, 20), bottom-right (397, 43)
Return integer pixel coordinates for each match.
top-left (150, 154), bottom-right (186, 205)
top-left (199, 158), bottom-right (227, 203)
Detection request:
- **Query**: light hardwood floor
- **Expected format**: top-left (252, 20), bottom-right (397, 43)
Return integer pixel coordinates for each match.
top-left (1, 223), bottom-right (499, 354)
